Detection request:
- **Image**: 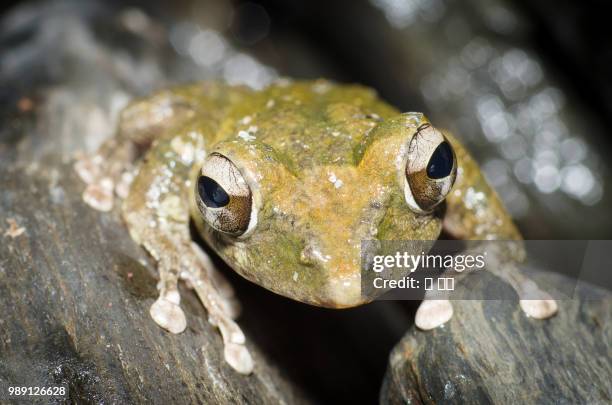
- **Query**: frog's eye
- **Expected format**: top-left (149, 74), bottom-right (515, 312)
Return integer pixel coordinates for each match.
top-left (196, 153), bottom-right (255, 236)
top-left (404, 124), bottom-right (457, 213)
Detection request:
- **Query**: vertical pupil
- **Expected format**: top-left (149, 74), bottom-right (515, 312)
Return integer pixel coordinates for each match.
top-left (198, 176), bottom-right (230, 208)
top-left (426, 141), bottom-right (453, 179)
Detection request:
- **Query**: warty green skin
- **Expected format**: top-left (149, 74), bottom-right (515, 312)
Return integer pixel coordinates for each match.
top-left (108, 79), bottom-right (521, 308)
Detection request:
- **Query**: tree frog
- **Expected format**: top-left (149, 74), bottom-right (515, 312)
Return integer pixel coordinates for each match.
top-left (75, 80), bottom-right (557, 375)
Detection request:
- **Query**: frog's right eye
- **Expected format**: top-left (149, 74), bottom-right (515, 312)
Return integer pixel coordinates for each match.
top-left (196, 153), bottom-right (256, 236)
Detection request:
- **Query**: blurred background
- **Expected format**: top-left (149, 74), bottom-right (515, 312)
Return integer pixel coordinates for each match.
top-left (1, 0), bottom-right (611, 402)
top-left (3, 0), bottom-right (612, 239)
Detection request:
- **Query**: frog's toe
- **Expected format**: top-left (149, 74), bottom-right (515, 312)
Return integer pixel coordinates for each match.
top-left (82, 177), bottom-right (114, 212)
top-left (115, 170), bottom-right (135, 199)
top-left (214, 315), bottom-right (253, 374)
top-left (150, 296), bottom-right (187, 334)
top-left (74, 154), bottom-right (103, 184)
top-left (224, 342), bottom-right (254, 375)
top-left (520, 297), bottom-right (558, 319)
top-left (517, 279), bottom-right (558, 319)
top-left (415, 299), bottom-right (454, 330)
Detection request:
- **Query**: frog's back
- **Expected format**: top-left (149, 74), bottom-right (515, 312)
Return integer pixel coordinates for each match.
top-left (212, 80), bottom-right (399, 170)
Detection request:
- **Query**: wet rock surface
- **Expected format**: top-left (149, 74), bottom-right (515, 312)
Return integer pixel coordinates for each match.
top-left (0, 163), bottom-right (312, 403)
top-left (381, 271), bottom-right (612, 404)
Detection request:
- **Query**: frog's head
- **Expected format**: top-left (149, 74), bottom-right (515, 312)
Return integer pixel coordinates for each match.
top-left (192, 112), bottom-right (457, 308)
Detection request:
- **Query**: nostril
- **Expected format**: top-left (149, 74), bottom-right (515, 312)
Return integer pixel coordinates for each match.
top-left (299, 241), bottom-right (330, 266)
top-left (299, 249), bottom-right (315, 266)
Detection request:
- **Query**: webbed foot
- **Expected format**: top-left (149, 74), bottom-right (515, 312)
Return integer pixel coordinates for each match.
top-left (145, 235), bottom-right (253, 375)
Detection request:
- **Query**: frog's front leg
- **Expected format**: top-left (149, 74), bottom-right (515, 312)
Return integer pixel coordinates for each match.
top-left (414, 243), bottom-right (557, 330)
top-left (74, 84), bottom-right (214, 211)
top-left (415, 133), bottom-right (557, 330)
top-left (482, 243), bottom-right (558, 320)
top-left (122, 129), bottom-right (253, 374)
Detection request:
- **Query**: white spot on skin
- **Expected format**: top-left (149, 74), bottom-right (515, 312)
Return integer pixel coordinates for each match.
top-left (327, 172), bottom-right (344, 188)
top-left (313, 248), bottom-right (331, 263)
top-left (240, 116), bottom-right (252, 125)
top-left (266, 99), bottom-right (275, 108)
top-left (238, 130), bottom-right (256, 141)
top-left (312, 81), bottom-right (332, 94)
top-left (464, 187), bottom-right (486, 209)
top-left (293, 272), bottom-right (298, 282)
top-left (159, 195), bottom-right (187, 222)
top-left (395, 143), bottom-right (408, 171)
top-left (170, 136), bottom-right (196, 164)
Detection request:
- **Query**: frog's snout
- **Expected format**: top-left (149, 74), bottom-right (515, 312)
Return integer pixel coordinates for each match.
top-left (292, 230), bottom-right (374, 308)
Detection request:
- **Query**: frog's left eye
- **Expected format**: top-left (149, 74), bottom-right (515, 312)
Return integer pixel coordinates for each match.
top-left (404, 124), bottom-right (457, 213)
top-left (196, 153), bottom-right (255, 236)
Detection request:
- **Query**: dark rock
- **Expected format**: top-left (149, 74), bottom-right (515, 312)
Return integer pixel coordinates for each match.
top-left (381, 271), bottom-right (612, 404)
top-left (0, 162), bottom-right (310, 403)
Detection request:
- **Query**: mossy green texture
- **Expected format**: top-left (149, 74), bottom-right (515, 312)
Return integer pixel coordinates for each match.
top-left (136, 80), bottom-right (520, 307)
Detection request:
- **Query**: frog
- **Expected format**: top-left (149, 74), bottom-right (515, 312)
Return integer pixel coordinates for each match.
top-left (74, 79), bottom-right (558, 375)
